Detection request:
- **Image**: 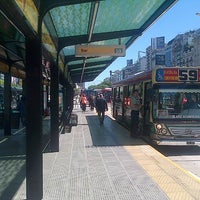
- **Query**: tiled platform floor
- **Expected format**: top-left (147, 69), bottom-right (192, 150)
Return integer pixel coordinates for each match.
top-left (1, 107), bottom-right (200, 199)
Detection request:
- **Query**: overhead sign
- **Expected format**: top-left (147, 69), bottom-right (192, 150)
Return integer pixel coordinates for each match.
top-left (155, 54), bottom-right (165, 65)
top-left (75, 45), bottom-right (126, 57)
top-left (155, 68), bottom-right (200, 82)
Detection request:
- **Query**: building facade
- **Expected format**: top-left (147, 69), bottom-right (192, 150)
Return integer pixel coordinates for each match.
top-left (111, 29), bottom-right (200, 83)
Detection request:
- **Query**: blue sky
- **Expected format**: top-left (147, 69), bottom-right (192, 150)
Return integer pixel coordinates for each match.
top-left (85, 0), bottom-right (200, 88)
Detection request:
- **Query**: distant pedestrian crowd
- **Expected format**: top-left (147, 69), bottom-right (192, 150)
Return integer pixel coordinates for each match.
top-left (77, 92), bottom-right (108, 125)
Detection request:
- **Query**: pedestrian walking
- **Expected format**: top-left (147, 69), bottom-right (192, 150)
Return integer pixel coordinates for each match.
top-left (95, 94), bottom-right (108, 125)
top-left (80, 93), bottom-right (87, 112)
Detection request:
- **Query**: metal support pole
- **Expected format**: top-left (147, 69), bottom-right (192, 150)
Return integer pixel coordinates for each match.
top-left (26, 37), bottom-right (43, 200)
top-left (50, 61), bottom-right (59, 152)
top-left (62, 86), bottom-right (67, 114)
top-left (66, 83), bottom-right (73, 112)
top-left (4, 72), bottom-right (11, 135)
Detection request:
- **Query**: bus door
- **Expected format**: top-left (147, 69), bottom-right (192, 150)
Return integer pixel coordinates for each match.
top-left (113, 87), bottom-right (122, 119)
top-left (123, 85), bottom-right (131, 124)
top-left (112, 87), bottom-right (117, 117)
top-left (116, 86), bottom-right (123, 121)
top-left (143, 82), bottom-right (153, 135)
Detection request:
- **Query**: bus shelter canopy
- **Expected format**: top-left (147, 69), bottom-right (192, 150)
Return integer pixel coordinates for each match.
top-left (0, 0), bottom-right (178, 84)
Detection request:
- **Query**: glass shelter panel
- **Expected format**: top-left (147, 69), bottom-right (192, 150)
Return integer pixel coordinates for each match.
top-left (94, 0), bottom-right (165, 33)
top-left (50, 3), bottom-right (91, 37)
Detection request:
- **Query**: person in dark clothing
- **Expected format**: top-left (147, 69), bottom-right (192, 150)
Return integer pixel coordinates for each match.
top-left (189, 94), bottom-right (200, 109)
top-left (95, 94), bottom-right (108, 125)
top-left (130, 90), bottom-right (142, 137)
top-left (88, 94), bottom-right (95, 111)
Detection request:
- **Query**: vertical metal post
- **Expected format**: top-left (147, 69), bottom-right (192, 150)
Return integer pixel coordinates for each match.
top-left (66, 84), bottom-right (70, 110)
top-left (50, 61), bottom-right (59, 152)
top-left (62, 86), bottom-right (66, 114)
top-left (66, 83), bottom-right (73, 112)
top-left (25, 37), bottom-right (43, 200)
top-left (4, 72), bottom-right (11, 135)
top-left (46, 85), bottom-right (49, 108)
top-left (70, 84), bottom-right (74, 110)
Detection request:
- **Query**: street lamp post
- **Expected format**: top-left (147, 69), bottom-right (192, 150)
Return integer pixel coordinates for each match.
top-left (138, 51), bottom-right (146, 59)
top-left (110, 70), bottom-right (113, 83)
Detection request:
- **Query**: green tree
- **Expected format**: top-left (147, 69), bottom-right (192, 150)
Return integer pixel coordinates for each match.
top-left (88, 78), bottom-right (111, 90)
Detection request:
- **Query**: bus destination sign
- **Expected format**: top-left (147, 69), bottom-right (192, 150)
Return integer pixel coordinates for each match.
top-left (75, 45), bottom-right (126, 57)
top-left (156, 68), bottom-right (200, 82)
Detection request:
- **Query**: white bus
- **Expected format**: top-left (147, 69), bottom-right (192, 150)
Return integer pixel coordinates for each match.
top-left (112, 67), bottom-right (200, 145)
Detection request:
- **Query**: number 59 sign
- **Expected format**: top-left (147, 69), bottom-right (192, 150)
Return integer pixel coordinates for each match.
top-left (178, 69), bottom-right (200, 81)
top-left (155, 68), bottom-right (200, 82)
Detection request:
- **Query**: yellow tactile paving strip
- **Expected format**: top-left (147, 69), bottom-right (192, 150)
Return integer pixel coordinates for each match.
top-left (125, 144), bottom-right (200, 200)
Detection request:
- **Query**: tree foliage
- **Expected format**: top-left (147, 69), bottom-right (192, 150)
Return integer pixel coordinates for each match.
top-left (88, 78), bottom-right (111, 90)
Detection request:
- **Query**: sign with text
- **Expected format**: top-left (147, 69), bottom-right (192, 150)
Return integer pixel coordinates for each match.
top-left (155, 54), bottom-right (165, 65)
top-left (155, 68), bottom-right (200, 82)
top-left (75, 45), bottom-right (126, 57)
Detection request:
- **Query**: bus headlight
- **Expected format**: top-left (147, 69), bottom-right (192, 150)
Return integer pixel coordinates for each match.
top-left (155, 123), bottom-right (169, 135)
top-left (161, 128), bottom-right (167, 134)
top-left (156, 124), bottom-right (162, 130)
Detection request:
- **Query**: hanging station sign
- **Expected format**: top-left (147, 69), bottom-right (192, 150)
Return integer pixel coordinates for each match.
top-left (75, 45), bottom-right (126, 57)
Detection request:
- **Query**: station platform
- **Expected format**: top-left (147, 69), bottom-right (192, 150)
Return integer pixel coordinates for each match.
top-left (1, 106), bottom-right (200, 200)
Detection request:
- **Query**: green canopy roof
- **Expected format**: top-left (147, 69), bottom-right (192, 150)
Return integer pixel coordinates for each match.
top-left (0, 0), bottom-right (178, 83)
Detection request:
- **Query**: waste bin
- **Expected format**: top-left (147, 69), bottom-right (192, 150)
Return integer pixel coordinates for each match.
top-left (69, 113), bottom-right (78, 126)
top-left (64, 110), bottom-right (71, 133)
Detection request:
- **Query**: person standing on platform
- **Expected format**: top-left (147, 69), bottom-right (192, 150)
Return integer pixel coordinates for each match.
top-left (130, 90), bottom-right (142, 137)
top-left (95, 94), bottom-right (108, 125)
top-left (80, 93), bottom-right (87, 112)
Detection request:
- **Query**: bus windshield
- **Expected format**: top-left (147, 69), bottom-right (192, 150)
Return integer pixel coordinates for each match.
top-left (153, 87), bottom-right (200, 120)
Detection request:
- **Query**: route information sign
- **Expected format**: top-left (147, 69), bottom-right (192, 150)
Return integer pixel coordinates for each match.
top-left (155, 68), bottom-right (200, 82)
top-left (75, 45), bottom-right (126, 57)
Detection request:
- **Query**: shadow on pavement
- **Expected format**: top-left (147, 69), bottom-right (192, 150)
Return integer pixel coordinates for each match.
top-left (86, 115), bottom-right (146, 147)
